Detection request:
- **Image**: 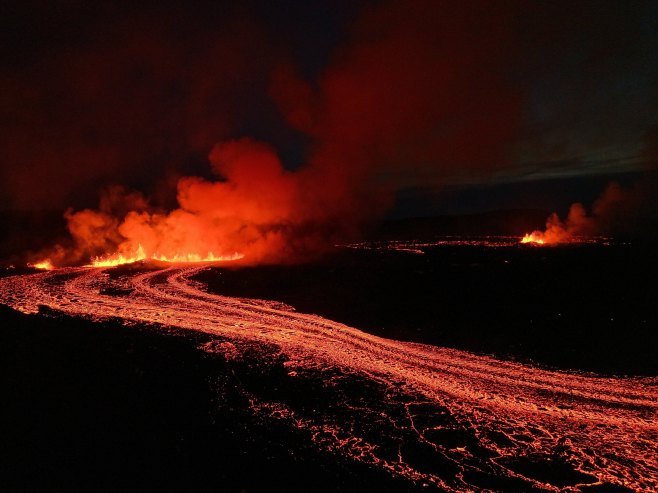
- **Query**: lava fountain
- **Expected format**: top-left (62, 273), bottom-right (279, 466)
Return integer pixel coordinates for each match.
top-left (0, 265), bottom-right (656, 492)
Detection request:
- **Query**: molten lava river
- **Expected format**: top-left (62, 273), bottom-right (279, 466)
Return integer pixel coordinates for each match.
top-left (1, 265), bottom-right (656, 492)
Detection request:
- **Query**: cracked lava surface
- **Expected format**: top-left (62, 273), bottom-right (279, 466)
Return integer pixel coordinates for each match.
top-left (1, 265), bottom-right (656, 492)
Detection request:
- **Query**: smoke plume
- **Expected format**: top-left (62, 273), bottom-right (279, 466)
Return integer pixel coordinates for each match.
top-left (29, 1), bottom-right (521, 266)
top-left (525, 124), bottom-right (658, 243)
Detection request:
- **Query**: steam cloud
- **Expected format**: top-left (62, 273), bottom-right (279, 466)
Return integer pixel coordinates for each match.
top-left (526, 124), bottom-right (658, 243)
top-left (525, 179), bottom-right (658, 243)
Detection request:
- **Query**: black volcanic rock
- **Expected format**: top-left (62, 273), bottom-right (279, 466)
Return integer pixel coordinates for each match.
top-left (197, 243), bottom-right (658, 376)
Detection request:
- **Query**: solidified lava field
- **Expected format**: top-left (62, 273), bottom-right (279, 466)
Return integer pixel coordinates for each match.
top-left (1, 241), bottom-right (657, 492)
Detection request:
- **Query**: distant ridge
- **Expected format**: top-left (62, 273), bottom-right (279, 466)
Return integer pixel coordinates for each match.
top-left (370, 209), bottom-right (550, 241)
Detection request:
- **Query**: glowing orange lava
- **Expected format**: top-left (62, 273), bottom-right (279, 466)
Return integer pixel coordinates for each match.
top-left (0, 266), bottom-right (655, 492)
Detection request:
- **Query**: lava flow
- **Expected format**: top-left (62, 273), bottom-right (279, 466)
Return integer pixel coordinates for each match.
top-left (1, 266), bottom-right (656, 492)
top-left (344, 236), bottom-right (534, 253)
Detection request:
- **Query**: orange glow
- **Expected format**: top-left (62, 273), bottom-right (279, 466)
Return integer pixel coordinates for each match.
top-left (28, 259), bottom-right (55, 270)
top-left (87, 244), bottom-right (243, 267)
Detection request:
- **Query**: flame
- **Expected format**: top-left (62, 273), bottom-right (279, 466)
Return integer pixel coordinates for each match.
top-left (87, 244), bottom-right (243, 268)
top-left (28, 259), bottom-right (55, 270)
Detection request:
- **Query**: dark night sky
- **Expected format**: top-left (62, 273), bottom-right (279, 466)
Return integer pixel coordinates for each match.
top-left (1, 0), bottom-right (657, 217)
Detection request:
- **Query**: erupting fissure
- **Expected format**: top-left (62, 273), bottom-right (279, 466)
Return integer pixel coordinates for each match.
top-left (520, 232), bottom-right (546, 245)
top-left (85, 244), bottom-right (244, 268)
top-left (28, 260), bottom-right (55, 270)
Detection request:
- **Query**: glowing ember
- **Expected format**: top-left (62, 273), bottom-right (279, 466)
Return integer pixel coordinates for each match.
top-left (87, 244), bottom-right (243, 267)
top-left (0, 267), bottom-right (655, 492)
